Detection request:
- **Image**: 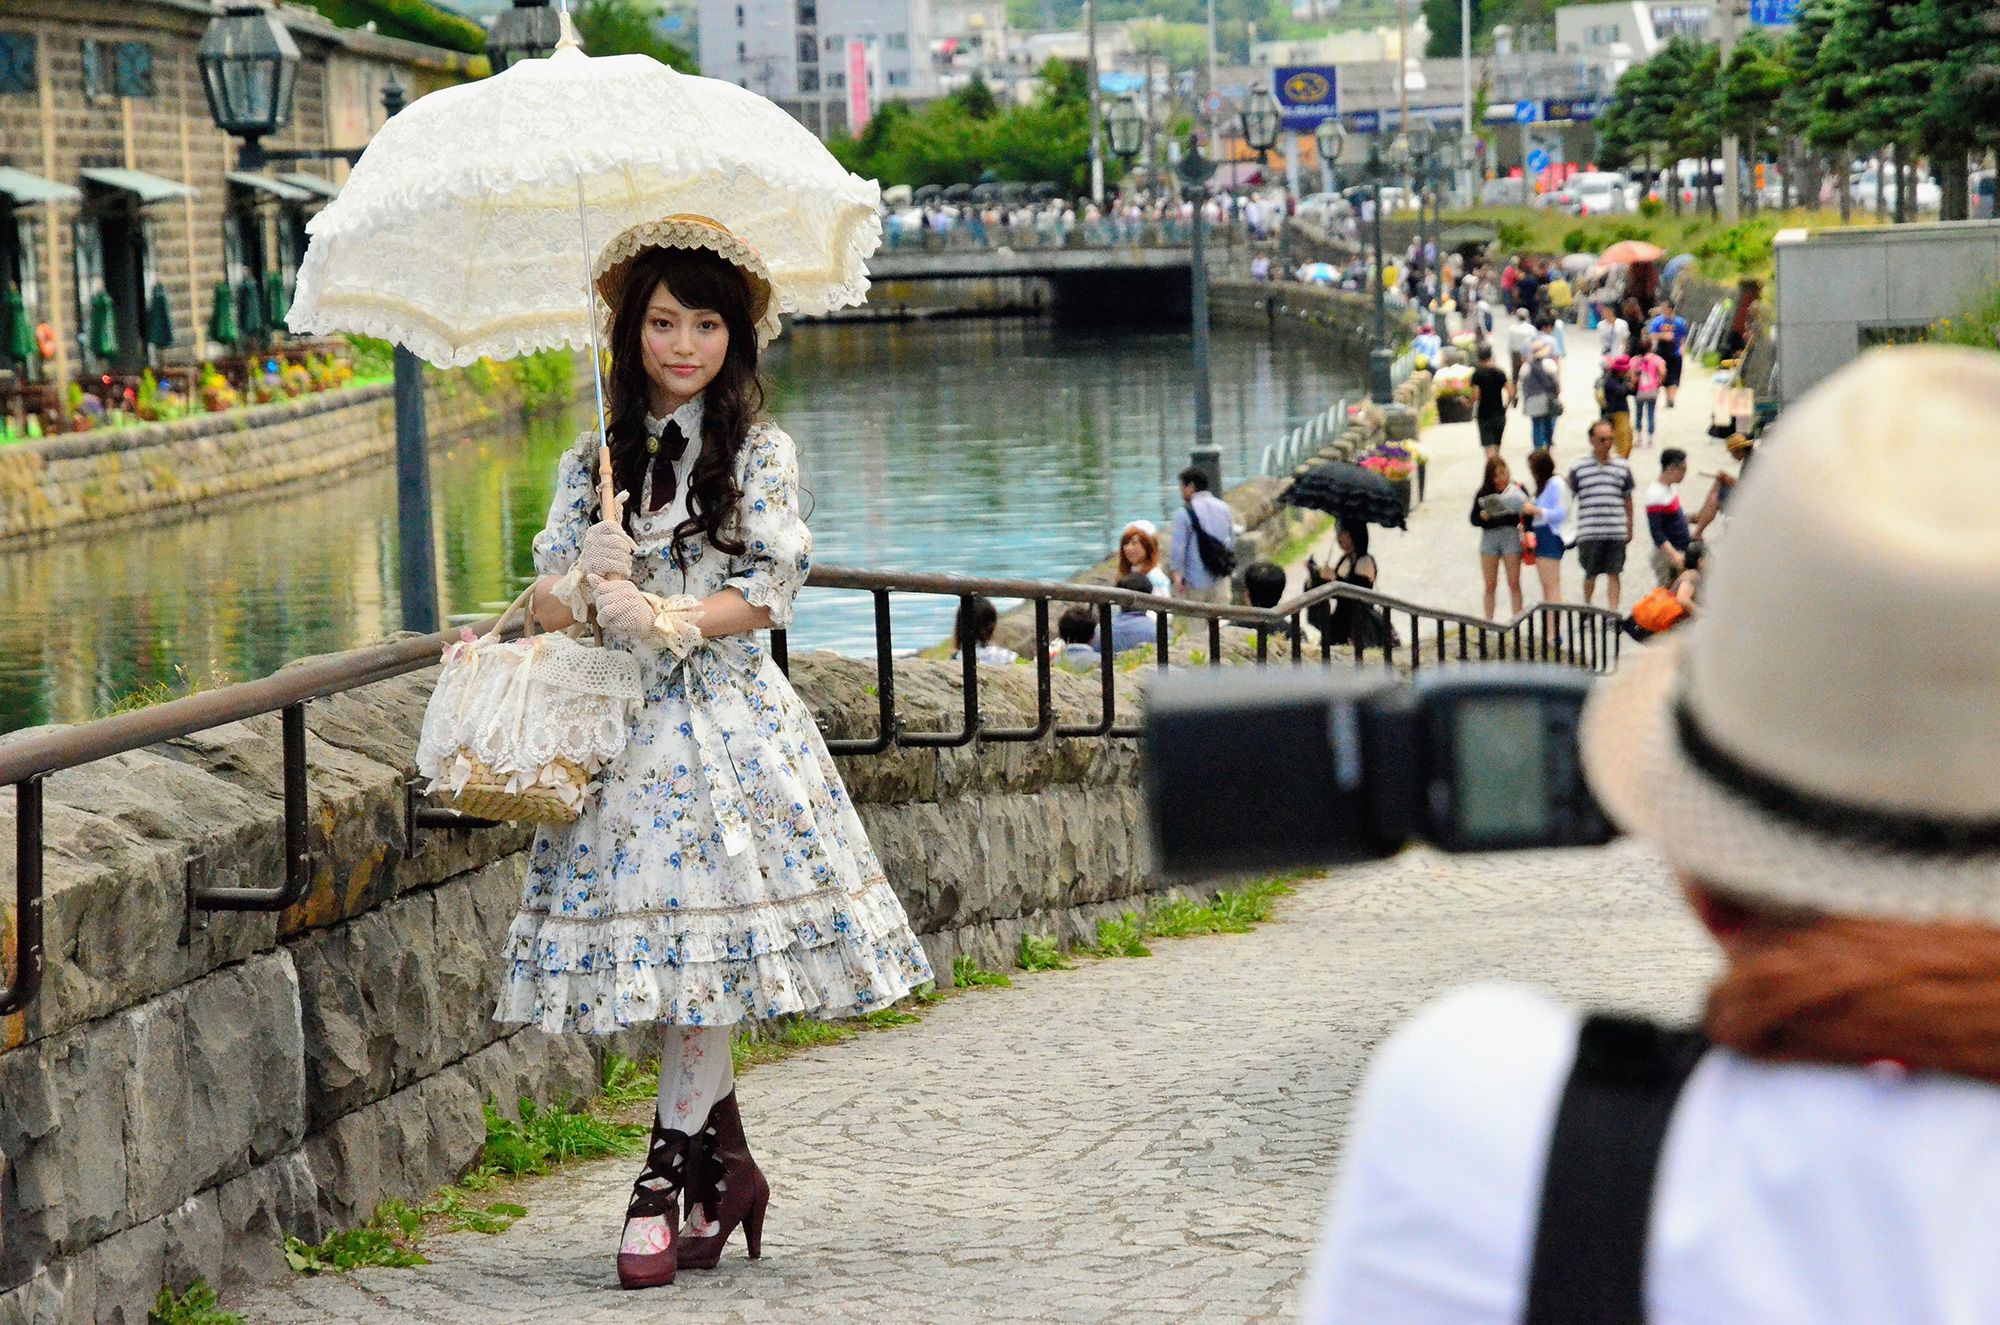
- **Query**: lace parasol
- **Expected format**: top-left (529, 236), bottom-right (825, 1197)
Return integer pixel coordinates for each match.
top-left (286, 14), bottom-right (881, 369)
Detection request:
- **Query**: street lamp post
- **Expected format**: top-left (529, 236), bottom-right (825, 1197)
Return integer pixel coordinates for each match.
top-left (1314, 117), bottom-right (1345, 200)
top-left (1404, 119), bottom-right (1433, 313)
top-left (199, 0), bottom-right (439, 633)
top-left (487, 0), bottom-right (564, 71)
top-left (1176, 135), bottom-right (1220, 491)
top-left (1365, 133), bottom-right (1408, 403)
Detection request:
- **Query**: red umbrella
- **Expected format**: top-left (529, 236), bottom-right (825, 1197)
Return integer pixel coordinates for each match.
top-left (1600, 239), bottom-right (1665, 266)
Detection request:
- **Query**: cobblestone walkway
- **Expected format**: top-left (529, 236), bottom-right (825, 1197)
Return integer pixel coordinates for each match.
top-left (237, 843), bottom-right (1716, 1324)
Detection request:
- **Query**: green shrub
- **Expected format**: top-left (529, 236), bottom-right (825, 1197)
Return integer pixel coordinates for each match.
top-left (1639, 198), bottom-right (1665, 218)
top-left (149, 1279), bottom-right (241, 1325)
top-left (1562, 228), bottom-right (1590, 254)
top-left (1017, 933), bottom-right (1073, 971)
top-left (345, 334), bottom-right (395, 379)
top-left (952, 954), bottom-right (1013, 988)
top-left (517, 348), bottom-right (576, 413)
top-left (1088, 913), bottom-right (1152, 958)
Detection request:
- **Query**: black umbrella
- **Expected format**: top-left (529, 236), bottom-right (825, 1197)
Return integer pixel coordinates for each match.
top-left (942, 182), bottom-right (973, 201)
top-left (914, 183), bottom-right (944, 203)
top-left (1281, 459), bottom-right (1407, 530)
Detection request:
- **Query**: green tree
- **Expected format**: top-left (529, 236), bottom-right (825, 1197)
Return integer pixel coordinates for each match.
top-left (1911, 0), bottom-right (2000, 219)
top-left (573, 0), bottom-right (698, 71)
top-left (1718, 29), bottom-right (1791, 213)
top-left (1423, 0), bottom-right (1485, 59)
top-left (952, 74), bottom-right (1000, 120)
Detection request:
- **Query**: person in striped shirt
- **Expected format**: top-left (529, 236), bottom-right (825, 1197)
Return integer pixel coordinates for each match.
top-left (1565, 420), bottom-right (1636, 611)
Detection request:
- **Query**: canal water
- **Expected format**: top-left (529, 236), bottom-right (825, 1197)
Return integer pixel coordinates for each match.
top-left (0, 319), bottom-right (1362, 733)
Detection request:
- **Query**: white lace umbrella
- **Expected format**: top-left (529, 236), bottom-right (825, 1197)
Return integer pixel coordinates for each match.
top-left (286, 15), bottom-right (881, 370)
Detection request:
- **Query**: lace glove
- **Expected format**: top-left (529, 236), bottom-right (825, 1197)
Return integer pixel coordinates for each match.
top-left (587, 574), bottom-right (706, 659)
top-left (578, 509), bottom-right (637, 580)
top-left (544, 564), bottom-right (590, 623)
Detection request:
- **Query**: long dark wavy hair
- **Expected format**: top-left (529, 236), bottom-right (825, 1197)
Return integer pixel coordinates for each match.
top-left (595, 245), bottom-right (765, 558)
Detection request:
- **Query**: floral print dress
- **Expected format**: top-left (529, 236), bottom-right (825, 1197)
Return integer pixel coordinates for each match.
top-left (495, 416), bottom-right (934, 1035)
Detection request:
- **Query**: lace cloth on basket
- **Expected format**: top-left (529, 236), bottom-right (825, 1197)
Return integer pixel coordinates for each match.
top-left (415, 624), bottom-right (643, 812)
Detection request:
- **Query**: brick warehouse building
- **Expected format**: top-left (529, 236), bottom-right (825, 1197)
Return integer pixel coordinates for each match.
top-left (0, 0), bottom-right (482, 403)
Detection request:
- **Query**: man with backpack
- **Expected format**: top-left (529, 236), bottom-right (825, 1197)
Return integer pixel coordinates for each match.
top-left (1169, 467), bottom-right (1237, 604)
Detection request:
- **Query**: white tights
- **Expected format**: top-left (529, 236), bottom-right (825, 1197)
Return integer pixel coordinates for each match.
top-left (657, 1025), bottom-right (734, 1132)
top-left (624, 1025), bottom-right (733, 1255)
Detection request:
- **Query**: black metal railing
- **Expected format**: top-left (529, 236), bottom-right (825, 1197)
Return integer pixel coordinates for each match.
top-left (0, 565), bottom-right (1618, 1018)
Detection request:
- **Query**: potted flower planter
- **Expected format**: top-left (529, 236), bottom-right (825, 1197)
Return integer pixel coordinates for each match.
top-left (1435, 393), bottom-right (1475, 424)
top-left (1389, 476), bottom-right (1413, 513)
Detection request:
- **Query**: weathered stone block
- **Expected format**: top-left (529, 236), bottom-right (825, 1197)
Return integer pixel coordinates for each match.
top-left (0, 1015), bottom-right (135, 1284)
top-left (124, 953), bottom-right (306, 1227)
top-left (214, 1151), bottom-right (324, 1286)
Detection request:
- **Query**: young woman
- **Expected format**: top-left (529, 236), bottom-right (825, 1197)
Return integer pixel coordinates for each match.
top-left (1310, 524), bottom-right (1391, 654)
top-left (953, 595), bottom-right (1019, 664)
top-left (1520, 449), bottom-right (1569, 605)
top-left (1471, 454), bottom-right (1528, 620)
top-left (1115, 521), bottom-right (1171, 596)
top-left (509, 218), bottom-right (935, 1291)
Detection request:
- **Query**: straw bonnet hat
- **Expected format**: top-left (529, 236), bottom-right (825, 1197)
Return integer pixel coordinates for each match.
top-left (1582, 346), bottom-right (2000, 923)
top-left (592, 214), bottom-right (783, 346)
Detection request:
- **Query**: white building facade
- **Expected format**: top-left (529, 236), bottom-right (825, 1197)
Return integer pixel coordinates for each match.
top-left (698, 0), bottom-right (941, 135)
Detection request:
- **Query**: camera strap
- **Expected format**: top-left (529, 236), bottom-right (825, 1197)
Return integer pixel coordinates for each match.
top-left (1522, 1014), bottom-right (1708, 1325)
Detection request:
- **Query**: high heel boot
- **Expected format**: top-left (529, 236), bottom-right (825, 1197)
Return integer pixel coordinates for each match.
top-left (616, 1115), bottom-right (692, 1290)
top-left (677, 1091), bottom-right (770, 1269)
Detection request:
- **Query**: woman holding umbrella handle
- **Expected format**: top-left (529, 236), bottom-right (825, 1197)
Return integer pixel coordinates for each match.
top-left (509, 217), bottom-right (935, 1291)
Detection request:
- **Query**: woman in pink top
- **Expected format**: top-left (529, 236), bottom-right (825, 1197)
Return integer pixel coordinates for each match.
top-left (1633, 342), bottom-right (1668, 447)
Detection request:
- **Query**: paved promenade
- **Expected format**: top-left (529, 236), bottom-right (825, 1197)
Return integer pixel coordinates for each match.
top-left (1286, 324), bottom-right (1744, 616)
top-left (237, 842), bottom-right (1715, 1324)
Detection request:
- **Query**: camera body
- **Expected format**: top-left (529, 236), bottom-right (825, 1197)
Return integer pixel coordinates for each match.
top-left (1142, 665), bottom-right (1612, 876)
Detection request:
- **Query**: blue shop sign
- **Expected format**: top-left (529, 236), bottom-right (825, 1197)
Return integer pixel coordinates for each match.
top-left (1273, 65), bottom-right (1340, 130)
top-left (1541, 96), bottom-right (1605, 122)
top-left (1749, 0), bottom-right (1799, 24)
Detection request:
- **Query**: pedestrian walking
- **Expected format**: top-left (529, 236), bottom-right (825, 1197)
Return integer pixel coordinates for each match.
top-left (1601, 353), bottom-right (1636, 459)
top-left (1520, 448), bottom-right (1570, 605)
top-left (1506, 307), bottom-right (1536, 392)
top-left (1633, 342), bottom-right (1667, 445)
top-left (1304, 348), bottom-right (2000, 1325)
top-left (1566, 419), bottom-right (1636, 611)
top-left (511, 224), bottom-right (935, 1290)
top-left (1169, 468), bottom-right (1237, 605)
top-left (1520, 345), bottom-right (1561, 451)
top-left (1471, 454), bottom-right (1528, 620)
top-left (1471, 345), bottom-right (1511, 454)
top-left (1645, 447), bottom-right (1693, 587)
top-left (1694, 433), bottom-right (1756, 536)
top-left (1645, 299), bottom-right (1690, 407)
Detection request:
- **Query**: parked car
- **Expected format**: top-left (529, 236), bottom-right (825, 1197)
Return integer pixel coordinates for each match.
top-left (1849, 169), bottom-right (1943, 212)
top-left (1568, 171), bottom-right (1633, 215)
top-left (1478, 176), bottom-right (1531, 207)
top-left (1974, 171), bottom-right (1996, 220)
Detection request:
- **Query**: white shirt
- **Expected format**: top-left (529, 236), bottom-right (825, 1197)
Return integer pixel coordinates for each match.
top-left (635, 396), bottom-right (705, 535)
top-left (1302, 983), bottom-right (2000, 1325)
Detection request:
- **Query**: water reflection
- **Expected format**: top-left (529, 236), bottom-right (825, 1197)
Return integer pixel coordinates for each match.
top-left (0, 319), bottom-right (1360, 733)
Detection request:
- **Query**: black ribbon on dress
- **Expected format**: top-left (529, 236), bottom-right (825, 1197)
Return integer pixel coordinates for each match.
top-left (644, 418), bottom-right (689, 513)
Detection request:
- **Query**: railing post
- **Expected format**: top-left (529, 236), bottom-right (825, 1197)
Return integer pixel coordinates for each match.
top-left (0, 776), bottom-right (46, 1017)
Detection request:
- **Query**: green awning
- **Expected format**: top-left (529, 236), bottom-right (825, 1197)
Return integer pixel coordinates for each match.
top-left (226, 171), bottom-right (313, 203)
top-left (79, 167), bottom-right (197, 205)
top-left (275, 172), bottom-right (341, 201)
top-left (0, 166), bottom-right (81, 206)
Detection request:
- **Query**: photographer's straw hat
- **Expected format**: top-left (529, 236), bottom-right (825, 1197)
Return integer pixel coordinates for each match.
top-left (592, 214), bottom-right (782, 346)
top-left (1582, 346), bottom-right (2000, 923)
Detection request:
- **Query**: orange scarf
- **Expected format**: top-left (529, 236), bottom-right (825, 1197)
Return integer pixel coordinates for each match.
top-left (1704, 914), bottom-right (2000, 1085)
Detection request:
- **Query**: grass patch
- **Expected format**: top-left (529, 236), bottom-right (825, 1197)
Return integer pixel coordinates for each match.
top-left (1017, 933), bottom-right (1074, 972)
top-left (477, 1096), bottom-right (647, 1180)
top-left (953, 954), bottom-right (1013, 989)
top-left (1087, 913), bottom-right (1152, 958)
top-left (149, 1279), bottom-right (241, 1325)
top-left (1142, 877), bottom-right (1297, 938)
top-left (1443, 205), bottom-right (1869, 282)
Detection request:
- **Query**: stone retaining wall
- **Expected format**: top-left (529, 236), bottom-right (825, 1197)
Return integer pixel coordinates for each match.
top-left (1208, 279), bottom-right (1420, 361)
top-left (0, 649), bottom-right (1216, 1323)
top-left (0, 362), bottom-right (583, 550)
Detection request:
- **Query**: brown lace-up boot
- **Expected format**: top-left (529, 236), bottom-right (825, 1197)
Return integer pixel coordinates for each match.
top-left (677, 1091), bottom-right (770, 1269)
top-left (616, 1115), bottom-right (692, 1290)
